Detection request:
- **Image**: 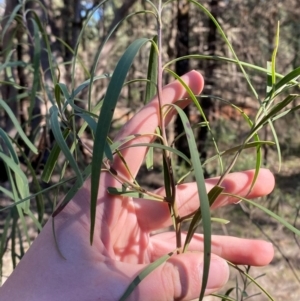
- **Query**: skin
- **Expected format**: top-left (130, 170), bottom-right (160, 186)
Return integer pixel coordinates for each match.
top-left (0, 71), bottom-right (275, 301)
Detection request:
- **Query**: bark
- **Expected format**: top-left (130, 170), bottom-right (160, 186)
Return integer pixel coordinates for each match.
top-left (1, 0), bottom-right (20, 137)
top-left (197, 0), bottom-right (219, 176)
top-left (174, 0), bottom-right (190, 165)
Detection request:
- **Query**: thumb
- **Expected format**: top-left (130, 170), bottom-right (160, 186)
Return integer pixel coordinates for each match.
top-left (124, 253), bottom-right (229, 301)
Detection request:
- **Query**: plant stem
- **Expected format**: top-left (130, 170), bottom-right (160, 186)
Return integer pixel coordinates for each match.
top-left (157, 0), bottom-right (181, 253)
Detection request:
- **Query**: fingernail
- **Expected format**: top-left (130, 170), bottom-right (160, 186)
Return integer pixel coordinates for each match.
top-left (199, 257), bottom-right (229, 290)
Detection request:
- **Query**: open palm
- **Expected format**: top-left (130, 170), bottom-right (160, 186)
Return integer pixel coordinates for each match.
top-left (0, 71), bottom-right (275, 301)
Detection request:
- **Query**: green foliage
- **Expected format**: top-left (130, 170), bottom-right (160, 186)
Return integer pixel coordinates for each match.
top-left (0, 0), bottom-right (300, 300)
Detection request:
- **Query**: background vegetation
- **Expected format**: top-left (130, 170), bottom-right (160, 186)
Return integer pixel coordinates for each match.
top-left (0, 0), bottom-right (300, 300)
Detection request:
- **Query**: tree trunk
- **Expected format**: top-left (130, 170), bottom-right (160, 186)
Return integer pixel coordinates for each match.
top-left (1, 0), bottom-right (20, 137)
top-left (197, 0), bottom-right (219, 176)
top-left (174, 0), bottom-right (190, 166)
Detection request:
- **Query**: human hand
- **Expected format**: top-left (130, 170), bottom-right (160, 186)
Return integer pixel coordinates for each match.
top-left (0, 71), bottom-right (275, 301)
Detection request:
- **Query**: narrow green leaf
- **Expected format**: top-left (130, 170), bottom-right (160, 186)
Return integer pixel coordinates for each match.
top-left (17, 144), bottom-right (45, 224)
top-left (90, 38), bottom-right (150, 244)
top-left (227, 262), bottom-right (275, 301)
top-left (77, 113), bottom-right (97, 133)
top-left (165, 68), bottom-right (223, 173)
top-left (211, 217), bottom-right (230, 224)
top-left (208, 185), bottom-right (224, 206)
top-left (145, 66), bottom-right (158, 169)
top-left (118, 142), bottom-right (191, 165)
top-left (271, 22), bottom-right (280, 89)
top-left (32, 11), bottom-right (58, 85)
top-left (0, 152), bottom-right (29, 210)
top-left (56, 83), bottom-right (71, 111)
top-left (0, 99), bottom-right (38, 154)
top-left (160, 143), bottom-right (174, 230)
top-left (267, 67), bottom-right (300, 99)
top-left (145, 147), bottom-right (154, 170)
top-left (8, 171), bottom-right (30, 246)
top-left (224, 193), bottom-right (300, 236)
top-left (109, 135), bottom-right (139, 152)
top-left (204, 141), bottom-right (275, 165)
top-left (49, 106), bottom-right (83, 185)
top-left (51, 36), bottom-right (90, 79)
top-left (172, 105), bottom-right (211, 300)
top-left (72, 74), bottom-right (112, 98)
top-left (56, 83), bottom-right (70, 99)
top-left (182, 186), bottom-right (223, 235)
top-left (51, 216), bottom-right (66, 260)
top-left (211, 292), bottom-right (236, 301)
top-left (164, 55), bottom-right (299, 86)
top-left (252, 144), bottom-right (262, 191)
top-left (268, 120), bottom-right (282, 172)
top-left (144, 36), bottom-right (158, 104)
top-left (55, 84), bottom-right (62, 110)
top-left (0, 129), bottom-right (19, 163)
top-left (59, 99), bottom-right (104, 170)
top-left (0, 186), bottom-right (14, 199)
top-left (0, 61), bottom-right (27, 73)
top-left (266, 61), bottom-right (272, 95)
top-left (0, 176), bottom-right (78, 213)
top-left (26, 209), bottom-right (42, 231)
top-left (0, 80), bottom-right (23, 88)
top-left (119, 252), bottom-right (174, 301)
top-left (251, 95), bottom-right (298, 134)
top-left (1, 4), bottom-right (22, 41)
top-left (28, 18), bottom-right (41, 121)
top-left (41, 128), bottom-right (70, 183)
top-left (78, 113), bottom-right (113, 161)
top-left (53, 164), bottom-right (91, 217)
top-left (183, 208), bottom-right (203, 250)
top-left (272, 104), bottom-right (300, 120)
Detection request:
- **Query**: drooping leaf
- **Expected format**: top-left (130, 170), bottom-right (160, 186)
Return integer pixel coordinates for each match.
top-left (1, 4), bottom-right (22, 41)
top-left (119, 252), bottom-right (174, 301)
top-left (224, 193), bottom-right (300, 236)
top-left (49, 106), bottom-right (83, 185)
top-left (0, 99), bottom-right (38, 154)
top-left (165, 68), bottom-right (223, 174)
top-left (144, 36), bottom-right (158, 104)
top-left (90, 38), bottom-right (150, 244)
top-left (27, 18), bottom-right (41, 121)
top-left (0, 152), bottom-right (29, 211)
top-left (172, 104), bottom-right (212, 300)
top-left (53, 164), bottom-right (91, 217)
top-left (42, 128), bottom-right (70, 183)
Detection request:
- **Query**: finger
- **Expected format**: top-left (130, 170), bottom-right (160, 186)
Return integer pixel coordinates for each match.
top-left (112, 70), bottom-right (204, 179)
top-left (136, 169), bottom-right (275, 231)
top-left (150, 232), bottom-right (274, 266)
top-left (118, 252), bottom-right (229, 300)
